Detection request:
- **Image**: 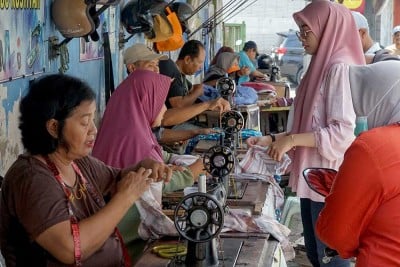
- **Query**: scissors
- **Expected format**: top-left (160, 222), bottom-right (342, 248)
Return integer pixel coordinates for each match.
top-left (152, 244), bottom-right (187, 259)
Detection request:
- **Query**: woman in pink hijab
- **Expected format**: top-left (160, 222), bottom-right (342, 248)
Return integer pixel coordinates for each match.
top-left (93, 69), bottom-right (169, 168)
top-left (246, 1), bottom-right (365, 266)
top-left (92, 69), bottom-right (203, 261)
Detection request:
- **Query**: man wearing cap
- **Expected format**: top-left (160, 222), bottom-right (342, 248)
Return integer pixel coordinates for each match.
top-left (123, 43), bottom-right (215, 147)
top-left (351, 12), bottom-right (400, 63)
top-left (238, 41), bottom-right (268, 84)
top-left (123, 43), bottom-right (168, 74)
top-left (385, 25), bottom-right (400, 56)
top-left (351, 11), bottom-right (382, 55)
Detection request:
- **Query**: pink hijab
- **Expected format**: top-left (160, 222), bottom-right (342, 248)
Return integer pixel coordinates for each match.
top-left (92, 69), bottom-right (171, 168)
top-left (291, 0), bottom-right (365, 134)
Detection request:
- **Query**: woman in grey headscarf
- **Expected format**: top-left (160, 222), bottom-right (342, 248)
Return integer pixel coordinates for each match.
top-left (350, 60), bottom-right (400, 130)
top-left (203, 52), bottom-right (240, 85)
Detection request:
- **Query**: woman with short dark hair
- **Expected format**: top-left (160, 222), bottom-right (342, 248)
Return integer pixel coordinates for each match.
top-left (0, 74), bottom-right (171, 266)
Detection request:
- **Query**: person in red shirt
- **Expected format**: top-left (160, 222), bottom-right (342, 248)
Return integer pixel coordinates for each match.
top-left (316, 123), bottom-right (400, 267)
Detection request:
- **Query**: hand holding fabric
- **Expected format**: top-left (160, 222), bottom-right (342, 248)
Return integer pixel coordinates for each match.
top-left (208, 97), bottom-right (231, 113)
top-left (246, 136), bottom-right (272, 147)
top-left (116, 168), bottom-right (152, 206)
top-left (267, 135), bottom-right (293, 162)
top-left (139, 158), bottom-right (173, 183)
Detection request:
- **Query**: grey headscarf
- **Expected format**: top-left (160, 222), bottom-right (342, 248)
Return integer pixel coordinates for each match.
top-left (203, 52), bottom-right (239, 83)
top-left (350, 60), bottom-right (400, 129)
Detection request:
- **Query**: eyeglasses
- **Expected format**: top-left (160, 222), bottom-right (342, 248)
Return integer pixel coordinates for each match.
top-left (296, 30), bottom-right (312, 40)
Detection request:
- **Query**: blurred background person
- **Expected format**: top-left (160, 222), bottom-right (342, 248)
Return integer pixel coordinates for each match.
top-left (238, 41), bottom-right (267, 84)
top-left (385, 25), bottom-right (400, 55)
top-left (351, 11), bottom-right (382, 55)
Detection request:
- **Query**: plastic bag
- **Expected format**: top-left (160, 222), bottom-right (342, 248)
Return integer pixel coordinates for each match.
top-left (136, 182), bottom-right (178, 240)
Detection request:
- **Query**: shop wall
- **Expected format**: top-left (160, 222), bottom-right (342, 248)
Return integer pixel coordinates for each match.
top-left (0, 0), bottom-right (212, 176)
top-left (0, 0), bottom-right (128, 175)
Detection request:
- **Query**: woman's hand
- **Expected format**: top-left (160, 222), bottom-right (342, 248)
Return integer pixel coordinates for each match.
top-left (169, 164), bottom-right (185, 172)
top-left (267, 135), bottom-right (293, 161)
top-left (208, 97), bottom-right (231, 113)
top-left (246, 136), bottom-right (272, 147)
top-left (194, 128), bottom-right (220, 135)
top-left (187, 158), bottom-right (206, 182)
top-left (117, 168), bottom-right (153, 205)
top-left (139, 158), bottom-right (173, 183)
top-left (238, 66), bottom-right (250, 76)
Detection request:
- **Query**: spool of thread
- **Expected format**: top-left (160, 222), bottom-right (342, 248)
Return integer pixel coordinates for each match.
top-left (198, 174), bottom-right (207, 193)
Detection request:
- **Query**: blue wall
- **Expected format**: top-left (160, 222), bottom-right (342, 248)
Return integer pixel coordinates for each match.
top-left (0, 0), bottom-right (127, 175)
top-left (0, 0), bottom-right (218, 175)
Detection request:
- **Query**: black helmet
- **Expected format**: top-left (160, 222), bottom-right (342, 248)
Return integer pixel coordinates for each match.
top-left (258, 54), bottom-right (273, 70)
top-left (121, 0), bottom-right (152, 35)
top-left (170, 2), bottom-right (194, 34)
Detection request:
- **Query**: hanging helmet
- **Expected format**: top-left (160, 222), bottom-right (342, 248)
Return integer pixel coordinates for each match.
top-left (170, 2), bottom-right (194, 34)
top-left (121, 0), bottom-right (153, 35)
top-left (52, 0), bottom-right (95, 38)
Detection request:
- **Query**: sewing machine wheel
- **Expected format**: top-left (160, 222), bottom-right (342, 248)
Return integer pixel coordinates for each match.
top-left (174, 192), bottom-right (224, 243)
top-left (220, 110), bottom-right (244, 134)
top-left (203, 145), bottom-right (234, 177)
top-left (216, 77), bottom-right (236, 97)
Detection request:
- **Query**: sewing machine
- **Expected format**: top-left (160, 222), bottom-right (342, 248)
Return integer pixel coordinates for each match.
top-left (149, 77), bottom-right (281, 267)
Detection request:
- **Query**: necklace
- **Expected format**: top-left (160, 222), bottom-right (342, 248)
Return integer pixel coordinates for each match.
top-left (65, 173), bottom-right (88, 201)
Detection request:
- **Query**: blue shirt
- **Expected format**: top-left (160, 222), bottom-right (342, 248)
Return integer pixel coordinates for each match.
top-left (238, 51), bottom-right (256, 84)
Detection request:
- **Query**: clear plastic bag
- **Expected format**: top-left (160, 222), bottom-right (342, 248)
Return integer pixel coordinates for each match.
top-left (136, 182), bottom-right (178, 240)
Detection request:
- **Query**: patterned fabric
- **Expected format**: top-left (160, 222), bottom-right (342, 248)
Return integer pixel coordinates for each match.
top-left (238, 145), bottom-right (291, 176)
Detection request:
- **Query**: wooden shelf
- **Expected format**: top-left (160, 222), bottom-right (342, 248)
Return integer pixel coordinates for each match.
top-left (260, 106), bottom-right (291, 112)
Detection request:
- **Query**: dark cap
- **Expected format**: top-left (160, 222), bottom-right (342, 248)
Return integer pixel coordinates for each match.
top-left (243, 41), bottom-right (258, 52)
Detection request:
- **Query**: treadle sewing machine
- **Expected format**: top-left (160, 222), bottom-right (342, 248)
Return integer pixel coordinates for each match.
top-left (164, 77), bottom-right (269, 216)
top-left (155, 133), bottom-right (275, 266)
top-left (135, 77), bottom-right (277, 267)
top-left (194, 76), bottom-right (269, 214)
top-left (135, 143), bottom-right (280, 266)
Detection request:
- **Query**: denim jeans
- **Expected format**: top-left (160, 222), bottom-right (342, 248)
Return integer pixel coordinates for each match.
top-left (300, 198), bottom-right (350, 267)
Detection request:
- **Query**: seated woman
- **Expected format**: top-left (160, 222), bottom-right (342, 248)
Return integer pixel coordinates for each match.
top-left (0, 74), bottom-right (171, 266)
top-left (209, 46), bottom-right (235, 65)
top-left (202, 52), bottom-right (258, 106)
top-left (204, 51), bottom-right (240, 86)
top-left (92, 69), bottom-right (204, 261)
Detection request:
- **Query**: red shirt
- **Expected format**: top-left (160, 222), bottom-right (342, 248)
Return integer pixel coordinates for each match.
top-left (316, 124), bottom-right (400, 266)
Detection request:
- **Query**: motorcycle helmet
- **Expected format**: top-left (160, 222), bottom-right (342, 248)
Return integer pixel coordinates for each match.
top-left (170, 2), bottom-right (194, 34)
top-left (258, 54), bottom-right (273, 70)
top-left (121, 0), bottom-right (153, 35)
top-left (51, 0), bottom-right (95, 38)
